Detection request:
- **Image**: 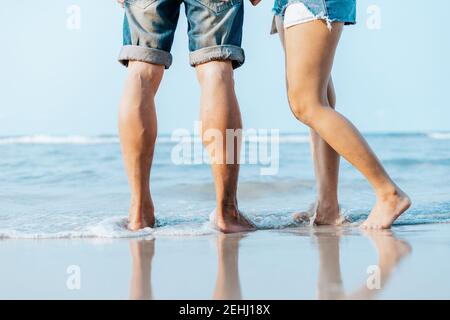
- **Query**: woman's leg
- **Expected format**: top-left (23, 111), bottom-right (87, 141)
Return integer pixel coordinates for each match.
top-left (275, 16), bottom-right (340, 224)
top-left (284, 20), bottom-right (410, 229)
top-left (310, 77), bottom-right (341, 224)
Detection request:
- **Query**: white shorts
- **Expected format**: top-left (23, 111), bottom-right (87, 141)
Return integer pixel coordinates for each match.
top-left (283, 2), bottom-right (317, 29)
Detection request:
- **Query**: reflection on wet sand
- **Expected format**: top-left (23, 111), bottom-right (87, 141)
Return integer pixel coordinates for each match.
top-left (313, 228), bottom-right (411, 300)
top-left (213, 233), bottom-right (243, 300)
top-left (129, 239), bottom-right (155, 300)
top-left (128, 234), bottom-right (244, 300)
top-left (127, 228), bottom-right (411, 300)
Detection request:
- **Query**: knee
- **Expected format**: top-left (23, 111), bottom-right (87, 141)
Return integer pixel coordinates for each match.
top-left (287, 84), bottom-right (323, 126)
top-left (327, 84), bottom-right (337, 109)
top-left (127, 61), bottom-right (163, 92)
top-left (196, 61), bottom-right (234, 87)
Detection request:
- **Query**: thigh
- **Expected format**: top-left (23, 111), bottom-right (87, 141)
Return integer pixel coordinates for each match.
top-left (277, 15), bottom-right (336, 106)
top-left (285, 20), bottom-right (343, 100)
top-left (125, 0), bottom-right (180, 50)
top-left (184, 0), bottom-right (245, 68)
top-left (120, 0), bottom-right (181, 68)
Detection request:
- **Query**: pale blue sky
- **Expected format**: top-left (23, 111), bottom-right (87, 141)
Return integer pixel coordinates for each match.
top-left (0, 0), bottom-right (449, 135)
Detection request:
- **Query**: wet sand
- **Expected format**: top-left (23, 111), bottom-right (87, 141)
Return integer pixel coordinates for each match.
top-left (0, 223), bottom-right (449, 299)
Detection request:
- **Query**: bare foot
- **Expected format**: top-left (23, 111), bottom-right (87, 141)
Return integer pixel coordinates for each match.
top-left (361, 189), bottom-right (411, 229)
top-left (128, 200), bottom-right (155, 231)
top-left (293, 202), bottom-right (347, 226)
top-left (315, 201), bottom-right (343, 225)
top-left (292, 210), bottom-right (312, 224)
top-left (213, 207), bottom-right (256, 234)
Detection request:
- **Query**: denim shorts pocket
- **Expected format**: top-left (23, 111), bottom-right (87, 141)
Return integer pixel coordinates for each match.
top-left (195, 0), bottom-right (242, 14)
top-left (126, 0), bottom-right (157, 9)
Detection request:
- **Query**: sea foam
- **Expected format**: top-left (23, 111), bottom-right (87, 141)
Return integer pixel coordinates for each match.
top-left (1, 209), bottom-right (449, 239)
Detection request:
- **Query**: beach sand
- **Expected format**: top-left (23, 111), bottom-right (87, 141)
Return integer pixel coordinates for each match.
top-left (1, 223), bottom-right (449, 300)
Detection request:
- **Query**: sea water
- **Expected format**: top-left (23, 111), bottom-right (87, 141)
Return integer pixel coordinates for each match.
top-left (0, 132), bottom-right (449, 238)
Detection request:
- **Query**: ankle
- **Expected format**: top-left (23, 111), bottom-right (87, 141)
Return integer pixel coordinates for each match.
top-left (215, 200), bottom-right (238, 217)
top-left (316, 199), bottom-right (339, 212)
top-left (376, 185), bottom-right (401, 201)
top-left (131, 195), bottom-right (153, 208)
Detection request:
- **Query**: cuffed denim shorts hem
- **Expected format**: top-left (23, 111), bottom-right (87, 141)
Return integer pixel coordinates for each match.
top-left (118, 0), bottom-right (244, 69)
top-left (189, 45), bottom-right (245, 69)
top-left (118, 45), bottom-right (172, 69)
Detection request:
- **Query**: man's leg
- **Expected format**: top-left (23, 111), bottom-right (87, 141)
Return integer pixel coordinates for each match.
top-left (196, 61), bottom-right (255, 233)
top-left (117, 0), bottom-right (179, 230)
top-left (184, 0), bottom-right (251, 232)
top-left (119, 61), bottom-right (164, 230)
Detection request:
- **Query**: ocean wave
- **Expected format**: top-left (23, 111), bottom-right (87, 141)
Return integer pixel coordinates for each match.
top-left (0, 134), bottom-right (311, 145)
top-left (277, 135), bottom-right (310, 143)
top-left (155, 134), bottom-right (311, 144)
top-left (3, 132), bottom-right (450, 145)
top-left (428, 132), bottom-right (450, 140)
top-left (0, 135), bottom-right (120, 145)
top-left (383, 158), bottom-right (450, 166)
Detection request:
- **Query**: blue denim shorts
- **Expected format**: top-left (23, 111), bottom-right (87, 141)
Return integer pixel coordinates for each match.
top-left (118, 0), bottom-right (245, 69)
top-left (272, 0), bottom-right (356, 33)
